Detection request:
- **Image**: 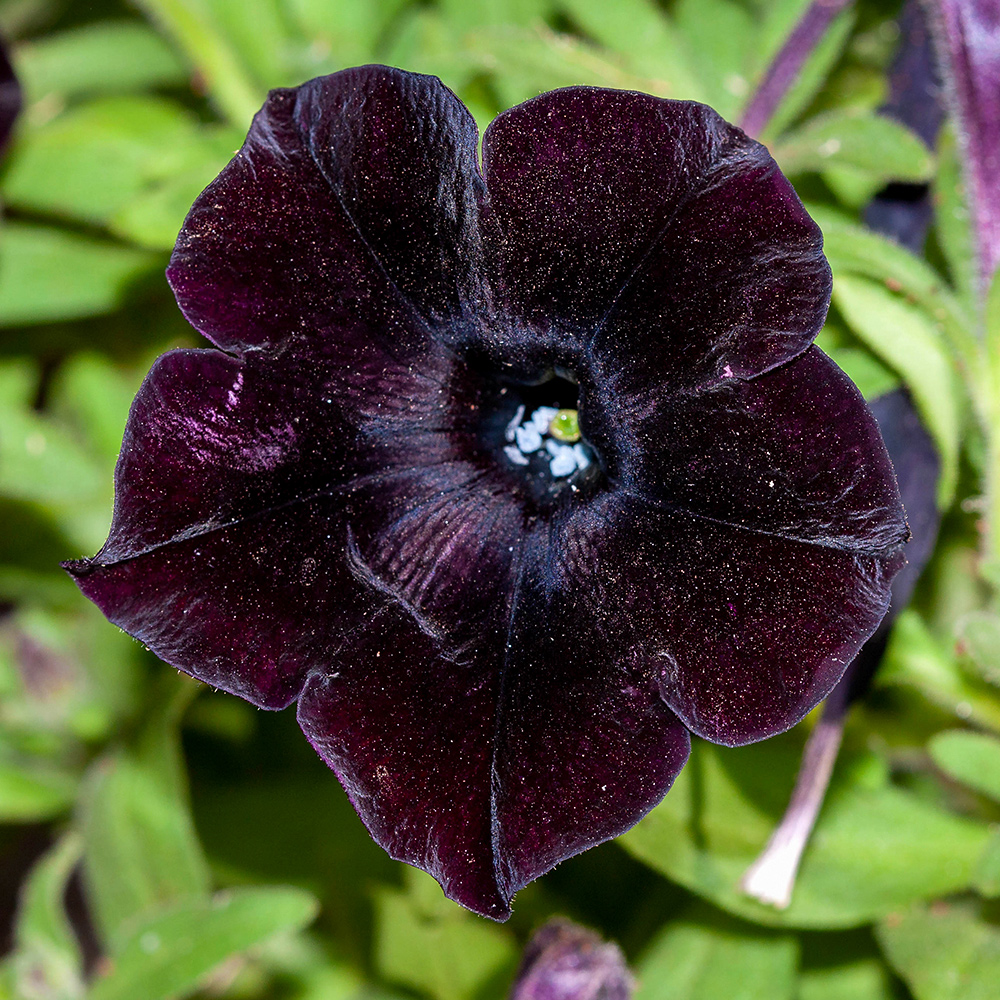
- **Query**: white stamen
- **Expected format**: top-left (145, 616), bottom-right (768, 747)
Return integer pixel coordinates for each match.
top-left (549, 444), bottom-right (577, 477)
top-left (573, 443), bottom-right (591, 470)
top-left (504, 444), bottom-right (529, 466)
top-left (531, 406), bottom-right (559, 433)
top-left (505, 404), bottom-right (525, 443)
top-left (544, 438), bottom-right (561, 457)
top-left (515, 424), bottom-right (543, 453)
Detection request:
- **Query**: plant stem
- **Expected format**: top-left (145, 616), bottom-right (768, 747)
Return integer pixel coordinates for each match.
top-left (740, 679), bottom-right (849, 908)
top-left (739, 0), bottom-right (853, 138)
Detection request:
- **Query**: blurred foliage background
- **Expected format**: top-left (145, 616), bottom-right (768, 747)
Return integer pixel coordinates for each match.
top-left (1, 1), bottom-right (999, 998)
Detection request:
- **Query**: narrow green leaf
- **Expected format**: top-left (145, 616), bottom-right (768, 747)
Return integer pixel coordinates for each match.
top-left (823, 346), bottom-right (901, 401)
top-left (986, 265), bottom-right (1000, 389)
top-left (466, 25), bottom-right (669, 111)
top-left (811, 208), bottom-right (979, 372)
top-left (89, 887), bottom-right (319, 1000)
top-left (934, 124), bottom-right (978, 315)
top-left (621, 734), bottom-right (991, 929)
top-left (673, 0), bottom-right (755, 117)
top-left (201, 0), bottom-right (299, 87)
top-left (635, 907), bottom-right (797, 1000)
top-left (288, 0), bottom-right (409, 67)
top-left (130, 0), bottom-right (262, 126)
top-left (929, 729), bottom-right (1000, 802)
top-left (773, 111), bottom-right (934, 183)
top-left (375, 871), bottom-right (516, 1000)
top-left (833, 273), bottom-right (962, 505)
top-left (7, 834), bottom-right (85, 1000)
top-left (556, 0), bottom-right (706, 100)
top-left (13, 21), bottom-right (186, 101)
top-left (877, 901), bottom-right (1000, 1000)
top-left (0, 223), bottom-right (157, 326)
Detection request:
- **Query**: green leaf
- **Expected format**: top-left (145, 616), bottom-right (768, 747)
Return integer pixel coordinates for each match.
top-left (773, 112), bottom-right (934, 183)
top-left (986, 265), bottom-right (1000, 389)
top-left (934, 125), bottom-right (978, 315)
top-left (798, 958), bottom-right (894, 1000)
top-left (6, 834), bottom-right (85, 1000)
top-left (89, 887), bottom-right (319, 1000)
top-left (287, 0), bottom-right (408, 67)
top-left (877, 901), bottom-right (1000, 1000)
top-left (974, 829), bottom-right (1000, 898)
top-left (130, 0), bottom-right (263, 127)
top-left (634, 907), bottom-right (797, 1000)
top-left (822, 346), bottom-right (900, 401)
top-left (375, 870), bottom-right (516, 1000)
top-left (79, 682), bottom-right (210, 950)
top-left (832, 273), bottom-right (962, 505)
top-left (673, 0), bottom-right (755, 117)
top-left (2, 96), bottom-right (237, 234)
top-left (621, 735), bottom-right (991, 929)
top-left (876, 609), bottom-right (1000, 732)
top-left (555, 0), bottom-right (705, 101)
top-left (0, 223), bottom-right (158, 327)
top-left (0, 755), bottom-right (75, 821)
top-left (956, 611), bottom-right (1000, 687)
top-left (0, 362), bottom-right (106, 505)
top-left (811, 208), bottom-right (978, 371)
top-left (466, 24), bottom-right (670, 111)
top-left (929, 729), bottom-right (1000, 802)
top-left (50, 353), bottom-right (141, 467)
top-left (13, 21), bottom-right (186, 101)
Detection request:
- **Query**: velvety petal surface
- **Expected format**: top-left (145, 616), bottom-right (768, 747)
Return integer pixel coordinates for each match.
top-left (297, 533), bottom-right (691, 919)
top-left (479, 88), bottom-right (830, 387)
top-left (167, 65), bottom-right (483, 355)
top-left (557, 491), bottom-right (901, 746)
top-left (63, 348), bottom-right (365, 707)
top-left (598, 347), bottom-right (908, 553)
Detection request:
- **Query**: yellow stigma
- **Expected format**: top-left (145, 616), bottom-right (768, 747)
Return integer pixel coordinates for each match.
top-left (548, 409), bottom-right (581, 443)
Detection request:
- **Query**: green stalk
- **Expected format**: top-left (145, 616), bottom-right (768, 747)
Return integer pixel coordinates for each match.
top-left (133, 0), bottom-right (262, 128)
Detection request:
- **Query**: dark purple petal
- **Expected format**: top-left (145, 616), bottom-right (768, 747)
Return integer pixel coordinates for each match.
top-left (167, 65), bottom-right (483, 355)
top-left (510, 920), bottom-right (633, 1000)
top-left (0, 36), bottom-right (20, 154)
top-left (556, 491), bottom-right (901, 747)
top-left (600, 347), bottom-right (908, 553)
top-left (932, 0), bottom-right (1000, 285)
top-left (298, 520), bottom-right (690, 919)
top-left (480, 88), bottom-right (830, 388)
top-left (63, 349), bottom-right (364, 708)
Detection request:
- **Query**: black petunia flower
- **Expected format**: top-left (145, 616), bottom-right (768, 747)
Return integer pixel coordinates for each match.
top-left (66, 66), bottom-right (907, 920)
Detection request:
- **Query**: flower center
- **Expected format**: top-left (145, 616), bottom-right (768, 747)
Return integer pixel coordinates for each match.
top-left (503, 405), bottom-right (593, 478)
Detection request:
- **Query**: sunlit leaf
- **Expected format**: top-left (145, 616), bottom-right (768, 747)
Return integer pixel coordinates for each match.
top-left (878, 901), bottom-right (1000, 1000)
top-left (89, 887), bottom-right (319, 1000)
top-left (622, 735), bottom-right (990, 928)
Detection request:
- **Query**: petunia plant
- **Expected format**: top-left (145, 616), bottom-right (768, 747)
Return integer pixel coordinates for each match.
top-left (5, 0), bottom-right (1000, 996)
top-left (65, 64), bottom-right (906, 918)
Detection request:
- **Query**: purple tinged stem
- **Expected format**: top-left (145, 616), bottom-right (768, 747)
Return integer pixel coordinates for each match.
top-left (929, 0), bottom-right (1000, 294)
top-left (739, 680), bottom-right (849, 908)
top-left (739, 0), bottom-right (853, 139)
